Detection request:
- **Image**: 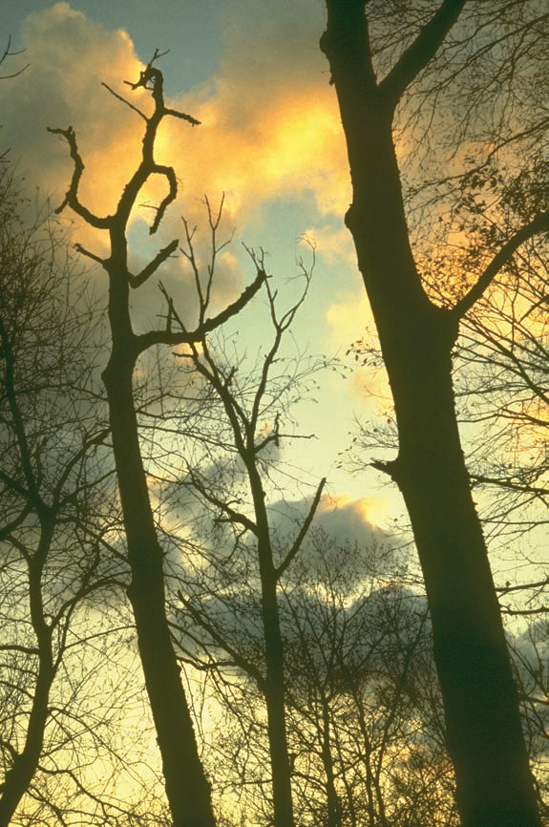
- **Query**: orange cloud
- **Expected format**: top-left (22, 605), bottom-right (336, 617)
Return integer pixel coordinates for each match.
top-left (318, 492), bottom-right (393, 530)
top-left (3, 2), bottom-right (353, 316)
top-left (6, 3), bottom-right (348, 229)
top-left (155, 79), bottom-right (349, 228)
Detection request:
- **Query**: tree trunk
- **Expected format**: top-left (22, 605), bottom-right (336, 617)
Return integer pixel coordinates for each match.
top-left (321, 4), bottom-right (540, 825)
top-left (383, 313), bottom-right (539, 827)
top-left (48, 69), bottom-right (219, 827)
top-left (260, 569), bottom-right (296, 827)
top-left (319, 695), bottom-right (340, 827)
top-left (252, 459), bottom-right (295, 827)
top-left (102, 263), bottom-right (216, 827)
top-left (0, 519), bottom-right (55, 827)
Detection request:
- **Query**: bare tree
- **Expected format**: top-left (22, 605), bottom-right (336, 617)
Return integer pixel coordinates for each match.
top-left (280, 537), bottom-right (456, 827)
top-left (0, 35), bottom-right (28, 81)
top-left (0, 167), bottom-right (141, 825)
top-left (160, 204), bottom-right (327, 827)
top-left (447, 158), bottom-right (549, 548)
top-left (49, 54), bottom-right (265, 827)
top-left (319, 2), bottom-right (548, 825)
top-left (512, 620), bottom-right (549, 822)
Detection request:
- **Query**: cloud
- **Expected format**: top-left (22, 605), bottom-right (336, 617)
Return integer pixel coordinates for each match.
top-left (172, 82), bottom-right (347, 219)
top-left (1, 4), bottom-right (145, 213)
top-left (260, 490), bottom-right (399, 583)
top-left (304, 222), bottom-right (356, 266)
top-left (169, 482), bottom-right (407, 666)
top-left (4, 2), bottom-right (349, 229)
top-left (0, 0), bottom-right (354, 335)
top-left (154, 0), bottom-right (349, 229)
top-left (326, 289), bottom-right (373, 349)
top-left (324, 288), bottom-right (393, 407)
top-left (316, 491), bottom-right (394, 537)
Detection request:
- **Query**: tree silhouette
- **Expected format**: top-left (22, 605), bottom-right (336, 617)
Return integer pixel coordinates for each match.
top-left (49, 53), bottom-right (265, 827)
top-left (320, 2), bottom-right (547, 825)
top-left (0, 169), bottom-right (134, 825)
top-left (163, 206), bottom-right (326, 827)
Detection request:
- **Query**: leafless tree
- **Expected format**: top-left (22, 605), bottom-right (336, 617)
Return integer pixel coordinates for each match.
top-left (320, 2), bottom-right (548, 824)
top-left (157, 202), bottom-right (328, 827)
top-left (49, 53), bottom-right (266, 827)
top-left (0, 167), bottom-right (146, 825)
top-left (0, 36), bottom-right (28, 81)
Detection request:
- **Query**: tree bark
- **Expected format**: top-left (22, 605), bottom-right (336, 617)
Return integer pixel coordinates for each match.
top-left (321, 3), bottom-right (541, 825)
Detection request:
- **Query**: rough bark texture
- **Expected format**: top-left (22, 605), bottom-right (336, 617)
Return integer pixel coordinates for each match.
top-left (321, 2), bottom-right (542, 825)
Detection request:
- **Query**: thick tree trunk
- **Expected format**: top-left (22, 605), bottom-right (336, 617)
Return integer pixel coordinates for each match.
top-left (102, 263), bottom-right (216, 827)
top-left (321, 4), bottom-right (540, 825)
top-left (381, 311), bottom-right (539, 827)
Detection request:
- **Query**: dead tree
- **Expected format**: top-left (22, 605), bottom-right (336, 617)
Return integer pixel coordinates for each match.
top-left (49, 53), bottom-right (264, 827)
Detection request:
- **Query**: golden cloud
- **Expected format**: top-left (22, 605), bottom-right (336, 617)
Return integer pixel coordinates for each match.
top-left (156, 79), bottom-right (350, 228)
top-left (318, 491), bottom-right (393, 530)
top-left (5, 3), bottom-right (351, 239)
top-left (3, 1), bottom-right (355, 322)
top-left (325, 290), bottom-right (392, 405)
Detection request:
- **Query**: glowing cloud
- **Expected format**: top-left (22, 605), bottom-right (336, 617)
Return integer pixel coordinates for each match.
top-left (3, 2), bottom-right (350, 233)
top-left (0, 4), bottom-right (146, 213)
top-left (1, 2), bottom-right (355, 333)
top-left (318, 491), bottom-right (393, 533)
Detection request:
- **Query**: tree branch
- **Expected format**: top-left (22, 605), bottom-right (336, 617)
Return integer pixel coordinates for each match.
top-left (452, 209), bottom-right (549, 319)
top-left (0, 35), bottom-right (29, 79)
top-left (165, 107), bottom-right (201, 127)
top-left (276, 477), bottom-right (327, 578)
top-left (0, 503), bottom-right (33, 540)
top-left (148, 165), bottom-right (178, 235)
top-left (46, 127), bottom-right (111, 229)
top-left (129, 238), bottom-right (179, 288)
top-left (184, 466), bottom-right (259, 537)
top-left (176, 591), bottom-right (266, 690)
top-left (496, 577), bottom-right (549, 596)
top-left (101, 82), bottom-right (147, 121)
top-left (134, 266), bottom-right (266, 354)
top-left (0, 644), bottom-right (39, 655)
top-left (379, 0), bottom-right (467, 108)
top-left (73, 243), bottom-right (106, 265)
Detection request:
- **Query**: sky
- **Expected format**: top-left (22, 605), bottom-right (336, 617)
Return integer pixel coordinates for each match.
top-left (1, 3), bottom-right (546, 815)
top-left (0, 1), bottom-right (409, 550)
